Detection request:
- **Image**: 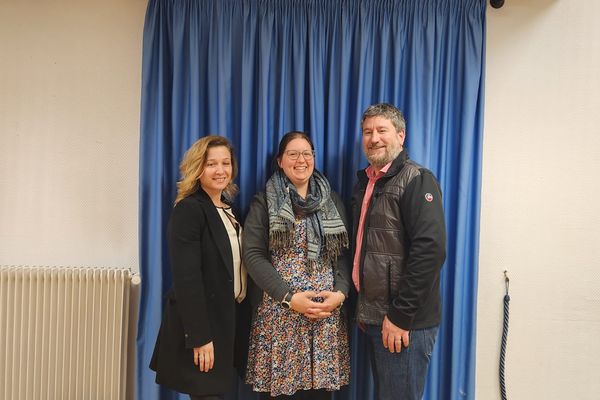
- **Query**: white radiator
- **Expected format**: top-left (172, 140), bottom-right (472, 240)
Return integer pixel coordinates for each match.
top-left (0, 266), bottom-right (141, 400)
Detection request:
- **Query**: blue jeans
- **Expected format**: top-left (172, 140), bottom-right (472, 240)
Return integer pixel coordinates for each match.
top-left (363, 324), bottom-right (438, 400)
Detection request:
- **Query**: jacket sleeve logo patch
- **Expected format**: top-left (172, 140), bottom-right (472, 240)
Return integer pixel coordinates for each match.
top-left (425, 193), bottom-right (433, 202)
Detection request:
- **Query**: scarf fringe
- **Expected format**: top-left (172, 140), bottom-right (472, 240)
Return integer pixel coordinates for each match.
top-left (269, 228), bottom-right (295, 250)
top-left (322, 231), bottom-right (349, 266)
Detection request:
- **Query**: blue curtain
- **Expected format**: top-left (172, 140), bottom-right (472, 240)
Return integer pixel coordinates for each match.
top-left (138, 1), bottom-right (486, 399)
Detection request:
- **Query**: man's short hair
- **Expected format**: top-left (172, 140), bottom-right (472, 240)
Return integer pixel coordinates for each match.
top-left (361, 103), bottom-right (406, 132)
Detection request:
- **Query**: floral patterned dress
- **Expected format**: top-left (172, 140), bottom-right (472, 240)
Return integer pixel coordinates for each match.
top-left (245, 217), bottom-right (350, 396)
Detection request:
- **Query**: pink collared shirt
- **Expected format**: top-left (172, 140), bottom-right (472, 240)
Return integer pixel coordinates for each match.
top-left (352, 161), bottom-right (392, 291)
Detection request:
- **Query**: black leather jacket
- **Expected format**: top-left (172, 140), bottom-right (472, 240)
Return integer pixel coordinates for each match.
top-left (351, 150), bottom-right (446, 329)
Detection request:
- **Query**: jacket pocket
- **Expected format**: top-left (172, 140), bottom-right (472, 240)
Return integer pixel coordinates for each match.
top-left (387, 261), bottom-right (393, 302)
top-left (362, 252), bottom-right (390, 304)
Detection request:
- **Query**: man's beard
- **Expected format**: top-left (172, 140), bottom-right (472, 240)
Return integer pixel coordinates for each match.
top-left (366, 143), bottom-right (402, 168)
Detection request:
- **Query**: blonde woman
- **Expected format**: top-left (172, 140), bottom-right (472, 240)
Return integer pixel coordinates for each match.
top-left (151, 135), bottom-right (247, 400)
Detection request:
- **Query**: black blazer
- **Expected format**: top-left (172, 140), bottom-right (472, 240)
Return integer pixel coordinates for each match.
top-left (150, 188), bottom-right (247, 396)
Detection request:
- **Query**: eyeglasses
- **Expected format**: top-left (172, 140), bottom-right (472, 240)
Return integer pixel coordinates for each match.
top-left (285, 150), bottom-right (314, 160)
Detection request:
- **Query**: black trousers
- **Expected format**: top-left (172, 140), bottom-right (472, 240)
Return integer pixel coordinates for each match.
top-left (189, 395), bottom-right (223, 400)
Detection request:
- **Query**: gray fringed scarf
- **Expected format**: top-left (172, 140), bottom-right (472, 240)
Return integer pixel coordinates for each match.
top-left (265, 169), bottom-right (348, 272)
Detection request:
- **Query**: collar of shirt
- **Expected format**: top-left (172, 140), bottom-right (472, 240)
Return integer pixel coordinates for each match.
top-left (366, 160), bottom-right (393, 180)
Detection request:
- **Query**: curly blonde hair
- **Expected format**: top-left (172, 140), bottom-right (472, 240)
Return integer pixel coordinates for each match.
top-left (174, 135), bottom-right (239, 205)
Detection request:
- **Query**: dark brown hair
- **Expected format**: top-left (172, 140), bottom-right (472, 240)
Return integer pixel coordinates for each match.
top-left (276, 131), bottom-right (314, 160)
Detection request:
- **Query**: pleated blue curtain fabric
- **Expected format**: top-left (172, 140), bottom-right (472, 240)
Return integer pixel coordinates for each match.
top-left (138, 1), bottom-right (486, 399)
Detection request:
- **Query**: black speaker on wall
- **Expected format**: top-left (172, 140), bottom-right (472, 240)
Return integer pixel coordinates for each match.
top-left (490, 0), bottom-right (505, 8)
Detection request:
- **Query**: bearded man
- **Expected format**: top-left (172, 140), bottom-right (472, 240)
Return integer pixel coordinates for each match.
top-left (351, 103), bottom-right (447, 400)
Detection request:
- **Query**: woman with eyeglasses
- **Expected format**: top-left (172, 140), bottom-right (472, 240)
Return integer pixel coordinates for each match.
top-left (243, 131), bottom-right (351, 399)
top-left (150, 136), bottom-right (248, 400)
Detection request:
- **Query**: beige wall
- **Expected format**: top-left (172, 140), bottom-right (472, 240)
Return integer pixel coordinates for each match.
top-left (0, 1), bottom-right (146, 270)
top-left (479, 1), bottom-right (600, 399)
top-left (1, 0), bottom-right (599, 398)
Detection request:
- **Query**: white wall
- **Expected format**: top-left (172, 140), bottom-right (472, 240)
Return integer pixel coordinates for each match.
top-left (478, 1), bottom-right (600, 399)
top-left (0, 1), bottom-right (146, 270)
top-left (2, 0), bottom-right (599, 398)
